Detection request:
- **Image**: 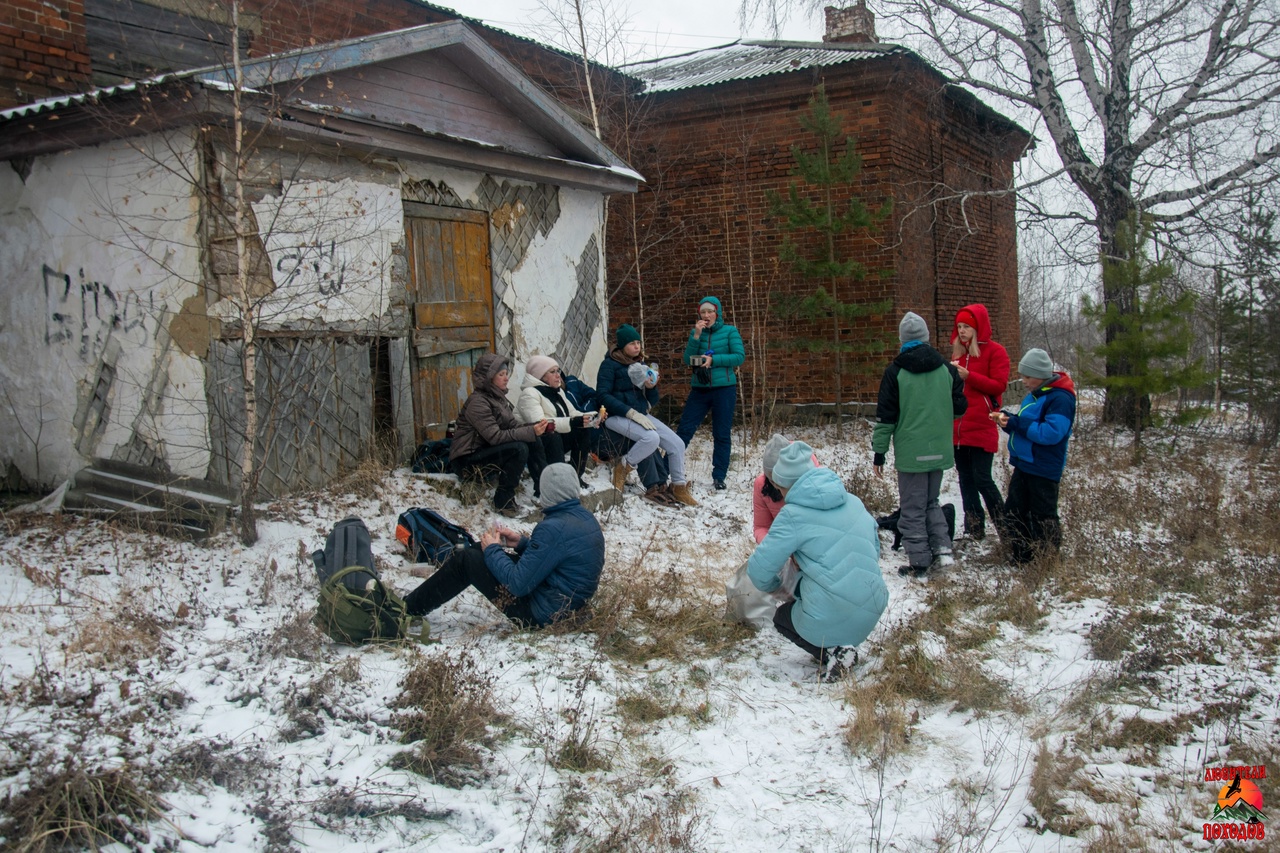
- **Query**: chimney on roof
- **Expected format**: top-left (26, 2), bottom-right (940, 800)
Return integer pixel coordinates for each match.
top-left (824, 2), bottom-right (878, 44)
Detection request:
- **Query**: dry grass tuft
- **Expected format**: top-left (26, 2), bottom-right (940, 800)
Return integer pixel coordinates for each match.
top-left (389, 648), bottom-right (504, 787)
top-left (165, 738), bottom-right (271, 794)
top-left (0, 756), bottom-right (167, 852)
top-left (1027, 742), bottom-right (1089, 836)
top-left (66, 605), bottom-right (169, 668)
top-left (262, 607), bottom-right (330, 662)
top-left (841, 680), bottom-right (914, 760)
top-left (617, 691), bottom-right (673, 725)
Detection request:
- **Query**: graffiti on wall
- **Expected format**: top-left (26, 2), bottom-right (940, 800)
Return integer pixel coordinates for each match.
top-left (275, 239), bottom-right (347, 296)
top-left (43, 264), bottom-right (155, 359)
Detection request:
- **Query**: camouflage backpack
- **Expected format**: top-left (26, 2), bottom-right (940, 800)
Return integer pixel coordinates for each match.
top-left (312, 517), bottom-right (427, 644)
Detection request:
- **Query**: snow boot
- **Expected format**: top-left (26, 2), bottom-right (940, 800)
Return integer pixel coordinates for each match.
top-left (669, 482), bottom-right (699, 507)
top-left (612, 462), bottom-right (633, 491)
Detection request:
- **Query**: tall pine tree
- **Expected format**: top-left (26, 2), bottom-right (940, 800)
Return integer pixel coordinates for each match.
top-left (1221, 201), bottom-right (1280, 443)
top-left (767, 84), bottom-right (892, 437)
top-left (1082, 215), bottom-right (1206, 447)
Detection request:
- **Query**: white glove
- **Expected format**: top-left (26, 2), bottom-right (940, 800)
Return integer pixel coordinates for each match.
top-left (626, 410), bottom-right (656, 430)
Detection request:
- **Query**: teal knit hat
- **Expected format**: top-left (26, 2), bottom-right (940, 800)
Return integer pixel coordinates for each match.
top-left (616, 324), bottom-right (641, 348)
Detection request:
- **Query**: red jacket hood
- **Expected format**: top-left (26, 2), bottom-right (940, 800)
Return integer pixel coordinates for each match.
top-left (950, 303), bottom-right (994, 345)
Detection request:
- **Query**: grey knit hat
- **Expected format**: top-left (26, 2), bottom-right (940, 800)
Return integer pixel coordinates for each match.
top-left (1018, 348), bottom-right (1055, 380)
top-left (770, 441), bottom-right (816, 489)
top-left (899, 311), bottom-right (929, 344)
top-left (539, 463), bottom-right (579, 508)
top-left (762, 434), bottom-right (791, 478)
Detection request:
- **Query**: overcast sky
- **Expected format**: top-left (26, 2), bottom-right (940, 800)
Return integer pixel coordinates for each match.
top-left (433, 0), bottom-right (823, 63)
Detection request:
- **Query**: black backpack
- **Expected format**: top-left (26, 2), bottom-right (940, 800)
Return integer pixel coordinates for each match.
top-left (395, 507), bottom-right (478, 565)
top-left (411, 438), bottom-right (452, 474)
top-left (876, 503), bottom-right (956, 551)
top-left (312, 517), bottom-right (424, 644)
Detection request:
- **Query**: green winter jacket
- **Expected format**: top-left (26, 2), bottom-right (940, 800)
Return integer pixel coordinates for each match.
top-left (871, 342), bottom-right (966, 473)
top-left (682, 295), bottom-right (745, 388)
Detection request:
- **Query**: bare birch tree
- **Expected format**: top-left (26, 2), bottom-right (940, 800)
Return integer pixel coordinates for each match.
top-left (744, 0), bottom-right (1280, 426)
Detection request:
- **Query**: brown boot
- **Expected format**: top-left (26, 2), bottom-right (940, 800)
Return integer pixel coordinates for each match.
top-left (642, 484), bottom-right (676, 507)
top-left (612, 462), bottom-right (633, 491)
top-left (669, 482), bottom-right (699, 507)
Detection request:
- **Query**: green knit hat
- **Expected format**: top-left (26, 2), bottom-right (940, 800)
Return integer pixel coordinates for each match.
top-left (616, 324), bottom-right (641, 348)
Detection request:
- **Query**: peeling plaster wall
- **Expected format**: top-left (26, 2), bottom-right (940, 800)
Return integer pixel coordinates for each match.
top-left (398, 162), bottom-right (608, 391)
top-left (0, 133), bottom-right (206, 487)
top-left (212, 176), bottom-right (402, 328)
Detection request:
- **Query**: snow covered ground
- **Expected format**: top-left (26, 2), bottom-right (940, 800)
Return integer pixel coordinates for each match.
top-left (1, 417), bottom-right (1276, 852)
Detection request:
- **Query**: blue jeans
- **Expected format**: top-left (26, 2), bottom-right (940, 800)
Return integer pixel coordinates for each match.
top-left (676, 385), bottom-right (737, 482)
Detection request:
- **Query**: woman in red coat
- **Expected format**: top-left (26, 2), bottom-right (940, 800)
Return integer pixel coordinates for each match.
top-left (950, 304), bottom-right (1010, 540)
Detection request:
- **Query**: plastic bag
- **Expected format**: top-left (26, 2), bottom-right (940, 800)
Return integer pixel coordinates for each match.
top-left (724, 558), bottom-right (798, 629)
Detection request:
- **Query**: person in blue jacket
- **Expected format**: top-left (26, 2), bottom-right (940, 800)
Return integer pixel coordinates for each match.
top-left (403, 464), bottom-right (605, 627)
top-left (675, 295), bottom-right (746, 490)
top-left (990, 348), bottom-right (1077, 566)
top-left (747, 441), bottom-right (889, 680)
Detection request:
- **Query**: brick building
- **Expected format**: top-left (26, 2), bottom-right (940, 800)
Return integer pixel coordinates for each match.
top-left (608, 4), bottom-right (1030, 411)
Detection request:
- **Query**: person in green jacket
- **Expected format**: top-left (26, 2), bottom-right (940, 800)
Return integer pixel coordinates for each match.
top-left (872, 312), bottom-right (967, 578)
top-left (675, 296), bottom-right (745, 490)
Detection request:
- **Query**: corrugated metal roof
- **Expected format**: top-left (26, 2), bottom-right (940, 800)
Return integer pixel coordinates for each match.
top-left (622, 40), bottom-right (904, 94)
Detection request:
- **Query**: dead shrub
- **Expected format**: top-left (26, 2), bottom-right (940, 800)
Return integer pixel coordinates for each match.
top-left (991, 580), bottom-right (1046, 629)
top-left (389, 649), bottom-right (503, 787)
top-left (0, 756), bottom-right (167, 852)
top-left (1087, 610), bottom-right (1137, 661)
top-left (1027, 743), bottom-right (1089, 837)
top-left (586, 790), bottom-right (704, 853)
top-left (314, 786), bottom-right (451, 823)
top-left (165, 738), bottom-right (271, 794)
top-left (262, 606), bottom-right (330, 662)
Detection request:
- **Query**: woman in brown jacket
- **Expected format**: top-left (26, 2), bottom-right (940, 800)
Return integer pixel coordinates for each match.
top-left (449, 353), bottom-right (551, 515)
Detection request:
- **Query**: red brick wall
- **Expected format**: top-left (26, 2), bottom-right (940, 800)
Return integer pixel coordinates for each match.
top-left (0, 0), bottom-right (90, 108)
top-left (604, 55), bottom-right (1026, 407)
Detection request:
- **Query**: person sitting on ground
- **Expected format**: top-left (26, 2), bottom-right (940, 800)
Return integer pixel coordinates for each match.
top-left (747, 441), bottom-right (888, 681)
top-left (403, 464), bottom-right (605, 627)
top-left (518, 355), bottom-right (599, 489)
top-left (449, 353), bottom-right (551, 516)
top-left (989, 348), bottom-right (1077, 566)
top-left (596, 323), bottom-right (697, 507)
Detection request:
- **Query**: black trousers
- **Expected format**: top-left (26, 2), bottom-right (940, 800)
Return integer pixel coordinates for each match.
top-left (954, 445), bottom-right (1004, 532)
top-left (452, 442), bottom-right (529, 510)
top-left (1003, 468), bottom-right (1062, 565)
top-left (403, 545), bottom-right (537, 626)
top-left (773, 600), bottom-right (837, 663)
top-left (528, 428), bottom-right (591, 491)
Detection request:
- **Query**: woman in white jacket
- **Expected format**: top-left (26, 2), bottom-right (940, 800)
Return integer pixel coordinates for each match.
top-left (519, 355), bottom-right (598, 490)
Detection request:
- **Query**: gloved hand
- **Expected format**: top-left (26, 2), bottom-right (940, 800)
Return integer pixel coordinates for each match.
top-left (570, 415), bottom-right (585, 429)
top-left (626, 409), bottom-right (656, 430)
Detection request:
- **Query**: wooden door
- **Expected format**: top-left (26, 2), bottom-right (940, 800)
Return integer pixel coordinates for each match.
top-left (404, 202), bottom-right (494, 442)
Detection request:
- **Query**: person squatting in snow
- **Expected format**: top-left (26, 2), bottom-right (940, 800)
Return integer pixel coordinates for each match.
top-left (872, 312), bottom-right (967, 578)
top-left (990, 347), bottom-right (1077, 566)
top-left (747, 441), bottom-right (888, 679)
top-left (596, 323), bottom-right (698, 507)
top-left (403, 464), bottom-right (605, 627)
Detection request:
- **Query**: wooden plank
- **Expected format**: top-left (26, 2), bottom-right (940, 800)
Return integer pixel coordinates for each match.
top-left (415, 301), bottom-right (489, 328)
top-left (403, 201), bottom-right (485, 223)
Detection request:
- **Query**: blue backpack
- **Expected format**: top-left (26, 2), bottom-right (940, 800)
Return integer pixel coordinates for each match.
top-left (395, 507), bottom-right (478, 565)
top-left (411, 438), bottom-right (452, 474)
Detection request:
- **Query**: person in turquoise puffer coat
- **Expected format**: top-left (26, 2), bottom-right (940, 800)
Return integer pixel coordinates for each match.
top-left (747, 441), bottom-right (888, 680)
top-left (676, 295), bottom-right (745, 490)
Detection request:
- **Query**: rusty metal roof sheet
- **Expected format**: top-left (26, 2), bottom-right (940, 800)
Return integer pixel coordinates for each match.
top-left (622, 40), bottom-right (905, 93)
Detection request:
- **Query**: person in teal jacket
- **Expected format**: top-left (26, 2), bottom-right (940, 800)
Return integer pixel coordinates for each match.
top-left (748, 441), bottom-right (888, 680)
top-left (675, 296), bottom-right (745, 489)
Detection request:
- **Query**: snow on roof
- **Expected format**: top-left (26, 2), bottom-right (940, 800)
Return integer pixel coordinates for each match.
top-left (621, 40), bottom-right (904, 94)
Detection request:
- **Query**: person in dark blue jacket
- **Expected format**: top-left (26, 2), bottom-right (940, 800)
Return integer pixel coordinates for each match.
top-left (403, 464), bottom-right (605, 627)
top-left (990, 348), bottom-right (1077, 566)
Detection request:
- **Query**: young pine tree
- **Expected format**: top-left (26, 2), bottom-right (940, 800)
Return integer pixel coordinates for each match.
top-left (1081, 215), bottom-right (1207, 447)
top-left (767, 84), bottom-right (892, 437)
